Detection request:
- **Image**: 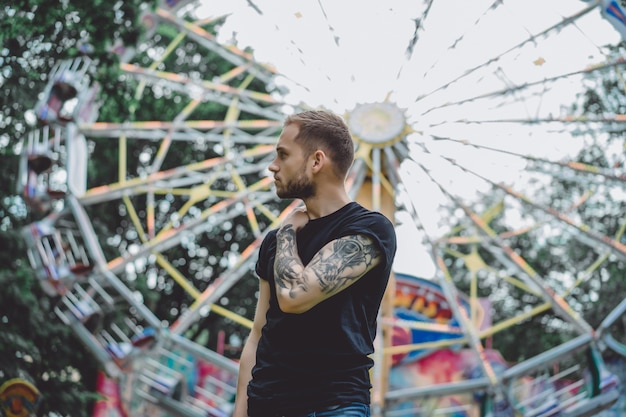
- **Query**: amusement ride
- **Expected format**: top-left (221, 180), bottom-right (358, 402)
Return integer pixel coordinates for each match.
top-left (16, 0), bottom-right (626, 416)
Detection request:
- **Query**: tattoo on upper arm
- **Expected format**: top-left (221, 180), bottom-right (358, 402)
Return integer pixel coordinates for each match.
top-left (309, 235), bottom-right (379, 294)
top-left (274, 225), bottom-right (308, 298)
top-left (274, 228), bottom-right (381, 299)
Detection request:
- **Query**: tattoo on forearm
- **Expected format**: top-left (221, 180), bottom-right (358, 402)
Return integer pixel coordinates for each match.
top-left (309, 235), bottom-right (378, 293)
top-left (274, 228), bottom-right (380, 299)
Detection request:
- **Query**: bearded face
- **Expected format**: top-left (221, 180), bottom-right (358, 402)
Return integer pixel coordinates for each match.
top-left (275, 164), bottom-right (316, 199)
top-left (270, 123), bottom-right (319, 200)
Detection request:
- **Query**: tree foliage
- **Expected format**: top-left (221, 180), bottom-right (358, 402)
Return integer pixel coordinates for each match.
top-left (566, 41), bottom-right (626, 342)
top-left (2, 2), bottom-right (625, 416)
top-left (79, 15), bottom-right (277, 355)
top-left (0, 231), bottom-right (100, 416)
top-left (0, 1), bottom-right (156, 415)
top-left (1, 0), bottom-right (157, 224)
top-left (2, 2), bottom-right (276, 413)
top-left (440, 42), bottom-right (626, 365)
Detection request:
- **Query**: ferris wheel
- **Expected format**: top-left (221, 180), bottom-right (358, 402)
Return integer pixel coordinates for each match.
top-left (19, 0), bottom-right (626, 416)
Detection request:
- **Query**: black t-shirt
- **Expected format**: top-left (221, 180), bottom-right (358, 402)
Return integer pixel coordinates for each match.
top-left (248, 202), bottom-right (397, 416)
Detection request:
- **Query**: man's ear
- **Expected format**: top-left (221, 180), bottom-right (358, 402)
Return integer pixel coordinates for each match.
top-left (311, 150), bottom-right (326, 173)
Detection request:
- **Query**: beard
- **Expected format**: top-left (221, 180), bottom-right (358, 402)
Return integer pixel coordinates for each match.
top-left (276, 172), bottom-right (316, 200)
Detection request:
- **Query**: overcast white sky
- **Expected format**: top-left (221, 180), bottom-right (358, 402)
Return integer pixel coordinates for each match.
top-left (201, 0), bottom-right (620, 108)
top-left (195, 0), bottom-right (622, 277)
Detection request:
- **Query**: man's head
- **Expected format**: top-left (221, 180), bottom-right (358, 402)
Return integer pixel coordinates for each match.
top-left (284, 110), bottom-right (354, 179)
top-left (269, 110), bottom-right (354, 200)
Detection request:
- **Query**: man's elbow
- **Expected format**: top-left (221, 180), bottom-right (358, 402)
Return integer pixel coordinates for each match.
top-left (276, 290), bottom-right (313, 314)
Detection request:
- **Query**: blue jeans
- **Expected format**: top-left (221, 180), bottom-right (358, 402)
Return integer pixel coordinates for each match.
top-left (301, 402), bottom-right (370, 417)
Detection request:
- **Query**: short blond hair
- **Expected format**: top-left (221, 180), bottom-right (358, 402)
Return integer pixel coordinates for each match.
top-left (284, 110), bottom-right (354, 178)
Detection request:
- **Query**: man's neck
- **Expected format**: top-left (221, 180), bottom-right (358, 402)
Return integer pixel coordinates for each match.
top-left (302, 190), bottom-right (351, 220)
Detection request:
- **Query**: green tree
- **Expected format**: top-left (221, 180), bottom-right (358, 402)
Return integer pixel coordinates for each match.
top-left (2, 2), bottom-right (280, 413)
top-left (566, 41), bottom-right (626, 345)
top-left (0, 1), bottom-right (156, 415)
top-left (439, 43), bottom-right (626, 366)
top-left (0, 230), bottom-right (100, 416)
top-left (78, 15), bottom-right (282, 353)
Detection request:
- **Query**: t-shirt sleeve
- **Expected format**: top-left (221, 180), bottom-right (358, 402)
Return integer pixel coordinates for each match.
top-left (255, 229), bottom-right (277, 281)
top-left (344, 212), bottom-right (397, 270)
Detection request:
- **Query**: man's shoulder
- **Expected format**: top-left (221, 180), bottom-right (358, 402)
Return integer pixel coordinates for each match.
top-left (346, 203), bottom-right (394, 229)
top-left (259, 228), bottom-right (278, 251)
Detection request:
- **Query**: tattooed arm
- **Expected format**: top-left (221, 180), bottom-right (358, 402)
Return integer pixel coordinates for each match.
top-left (273, 219), bottom-right (382, 314)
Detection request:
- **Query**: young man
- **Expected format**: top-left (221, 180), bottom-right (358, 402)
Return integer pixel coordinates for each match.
top-left (233, 110), bottom-right (397, 417)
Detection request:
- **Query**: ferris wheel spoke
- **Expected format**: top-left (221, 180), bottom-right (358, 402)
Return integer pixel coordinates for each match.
top-left (406, 153), bottom-right (595, 336)
top-left (432, 250), bottom-right (500, 386)
top-left (80, 120), bottom-right (282, 143)
top-left (149, 99), bottom-right (203, 174)
top-left (429, 144), bottom-right (626, 275)
top-left (414, 2), bottom-right (600, 104)
top-left (566, 215), bottom-right (626, 299)
top-left (377, 206), bottom-right (473, 363)
top-left (421, 57), bottom-right (626, 117)
top-left (395, 169), bottom-right (550, 340)
top-left (105, 180), bottom-right (274, 275)
top-left (529, 160), bottom-right (626, 183)
top-left (432, 134), bottom-right (626, 183)
top-left (436, 114), bottom-right (626, 126)
top-left (382, 146), bottom-right (402, 190)
top-left (346, 158), bottom-right (368, 200)
top-left (171, 257), bottom-right (257, 336)
top-left (417, 1), bottom-right (502, 80)
top-left (230, 167), bottom-right (263, 237)
top-left (403, 0), bottom-right (435, 60)
top-left (563, 251), bottom-right (613, 299)
top-left (78, 145), bottom-right (274, 205)
top-left (222, 76), bottom-right (256, 155)
top-left (171, 199), bottom-right (301, 336)
top-left (154, 252), bottom-right (202, 297)
top-left (393, 163), bottom-right (500, 385)
top-left (371, 148), bottom-right (382, 211)
top-left (156, 179), bottom-right (275, 239)
top-left (130, 32), bottom-right (186, 111)
top-left (155, 8), bottom-right (277, 83)
top-left (315, 0), bottom-right (341, 47)
top-left (442, 156), bottom-right (626, 261)
top-left (120, 63), bottom-right (284, 120)
top-left (441, 240), bottom-right (554, 329)
top-left (123, 187), bottom-right (285, 333)
top-left (437, 191), bottom-right (597, 249)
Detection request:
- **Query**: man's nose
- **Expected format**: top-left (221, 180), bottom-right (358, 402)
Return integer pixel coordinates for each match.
top-left (268, 161), bottom-right (278, 173)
